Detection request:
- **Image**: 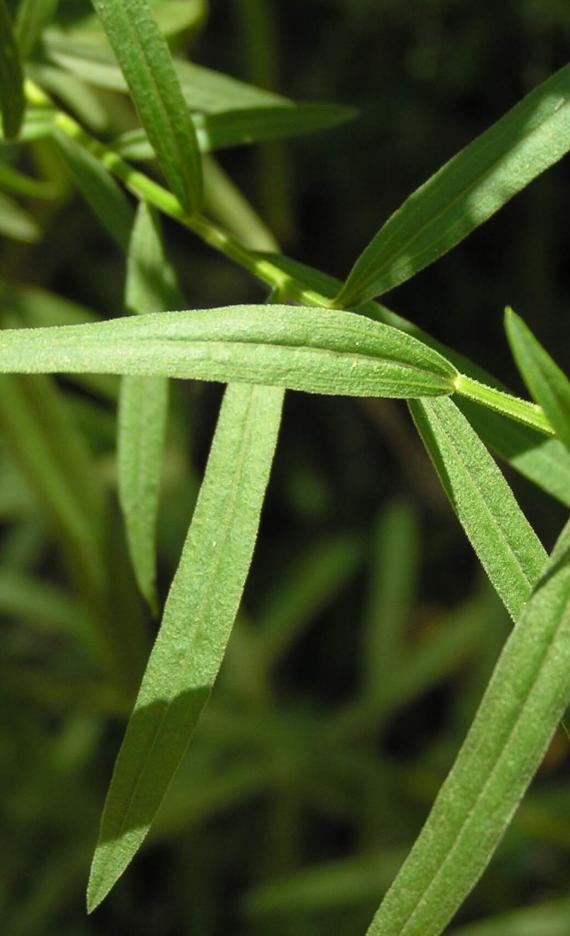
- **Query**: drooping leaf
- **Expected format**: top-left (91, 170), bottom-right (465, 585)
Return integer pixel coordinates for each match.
top-left (366, 519), bottom-right (570, 936)
top-left (0, 304), bottom-right (458, 398)
top-left (119, 202), bottom-right (183, 611)
top-left (335, 65), bottom-right (570, 307)
top-left (87, 382), bottom-right (284, 911)
top-left (505, 307), bottom-right (570, 453)
top-left (90, 0), bottom-right (202, 212)
top-left (409, 397), bottom-right (546, 621)
top-left (113, 103), bottom-right (358, 159)
top-left (0, 0), bottom-right (25, 139)
top-left (45, 34), bottom-right (288, 111)
top-left (51, 127), bottom-right (134, 249)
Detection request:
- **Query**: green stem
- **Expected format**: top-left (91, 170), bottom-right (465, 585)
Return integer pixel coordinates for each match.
top-left (455, 373), bottom-right (554, 437)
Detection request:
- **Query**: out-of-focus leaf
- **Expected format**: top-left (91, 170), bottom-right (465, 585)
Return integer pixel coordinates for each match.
top-left (119, 202), bottom-right (183, 611)
top-left (335, 65), bottom-right (570, 307)
top-left (366, 520), bottom-right (570, 936)
top-left (203, 155), bottom-right (278, 251)
top-left (90, 0), bottom-right (202, 212)
top-left (31, 64), bottom-right (108, 131)
top-left (0, 161), bottom-right (56, 199)
top-left (0, 191), bottom-right (41, 242)
top-left (505, 307), bottom-right (570, 453)
top-left (0, 0), bottom-right (25, 139)
top-left (449, 895), bottom-right (570, 936)
top-left (0, 304), bottom-right (458, 398)
top-left (51, 126), bottom-right (134, 250)
top-left (409, 397), bottom-right (546, 621)
top-left (87, 382), bottom-right (284, 911)
top-left (15, 0), bottom-right (59, 60)
top-left (113, 103), bottom-right (358, 159)
top-left (45, 35), bottom-right (288, 111)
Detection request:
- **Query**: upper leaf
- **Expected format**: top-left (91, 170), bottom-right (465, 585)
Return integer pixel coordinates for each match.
top-left (0, 304), bottom-right (458, 398)
top-left (90, 0), bottom-right (202, 212)
top-left (505, 307), bottom-right (570, 454)
top-left (335, 65), bottom-right (570, 307)
top-left (0, 0), bottom-right (25, 139)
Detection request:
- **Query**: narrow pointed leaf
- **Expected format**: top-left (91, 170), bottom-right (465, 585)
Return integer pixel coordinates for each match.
top-left (119, 203), bottom-right (183, 611)
top-left (505, 307), bottom-right (570, 453)
top-left (0, 191), bottom-right (41, 242)
top-left (90, 0), bottom-right (202, 212)
top-left (0, 0), bottom-right (25, 139)
top-left (409, 397), bottom-right (546, 621)
top-left (52, 127), bottom-right (134, 250)
top-left (0, 305), bottom-right (458, 398)
top-left (113, 103), bottom-right (358, 159)
top-left (87, 382), bottom-right (284, 911)
top-left (366, 519), bottom-right (570, 936)
top-left (336, 65), bottom-right (570, 307)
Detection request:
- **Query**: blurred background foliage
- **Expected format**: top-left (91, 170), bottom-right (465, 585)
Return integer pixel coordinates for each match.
top-left (1, 1), bottom-right (570, 933)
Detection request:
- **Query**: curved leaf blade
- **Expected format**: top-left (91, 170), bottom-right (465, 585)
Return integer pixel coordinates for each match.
top-left (90, 0), bottom-right (202, 212)
top-left (336, 65), bottom-right (570, 306)
top-left (0, 304), bottom-right (458, 398)
top-left (366, 519), bottom-right (570, 936)
top-left (87, 382), bottom-right (284, 911)
top-left (505, 307), bottom-right (570, 453)
top-left (409, 397), bottom-right (546, 621)
top-left (0, 0), bottom-right (25, 139)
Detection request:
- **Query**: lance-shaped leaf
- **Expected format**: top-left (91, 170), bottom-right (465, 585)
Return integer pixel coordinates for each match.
top-left (0, 304), bottom-right (458, 398)
top-left (505, 307), bottom-right (570, 453)
top-left (335, 65), bottom-right (570, 307)
top-left (87, 382), bottom-right (284, 911)
top-left (90, 0), bottom-right (202, 212)
top-left (0, 0), bottom-right (25, 139)
top-left (52, 128), bottom-right (134, 250)
top-left (409, 397), bottom-right (546, 621)
top-left (119, 203), bottom-right (183, 611)
top-left (366, 518), bottom-right (570, 936)
top-left (0, 192), bottom-right (41, 242)
top-left (15, 0), bottom-right (59, 60)
top-left (113, 103), bottom-right (358, 159)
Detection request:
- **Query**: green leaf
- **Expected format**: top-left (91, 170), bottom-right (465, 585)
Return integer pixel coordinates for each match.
top-left (90, 0), bottom-right (202, 212)
top-left (0, 191), bottom-right (41, 242)
top-left (336, 65), bottom-right (570, 307)
top-left (0, 0), bottom-right (25, 139)
top-left (15, 0), bottom-right (59, 60)
top-left (51, 127), bottom-right (134, 250)
top-left (409, 397), bottom-right (546, 621)
top-left (119, 202), bottom-right (183, 611)
top-left (505, 307), bottom-right (570, 453)
top-left (113, 103), bottom-right (358, 159)
top-left (0, 304), bottom-right (458, 398)
top-left (203, 155), bottom-right (278, 251)
top-left (87, 382), bottom-right (284, 911)
top-left (45, 35), bottom-right (288, 111)
top-left (366, 519), bottom-right (570, 936)
top-left (449, 896), bottom-right (570, 936)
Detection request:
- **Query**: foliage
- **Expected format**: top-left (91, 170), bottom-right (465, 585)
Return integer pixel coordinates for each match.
top-left (0, 1), bottom-right (569, 934)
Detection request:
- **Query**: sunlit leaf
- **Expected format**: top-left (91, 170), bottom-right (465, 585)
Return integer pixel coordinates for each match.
top-left (90, 0), bottom-right (202, 212)
top-left (0, 304), bottom-right (458, 398)
top-left (409, 397), bottom-right (546, 621)
top-left (505, 307), bottom-right (570, 453)
top-left (366, 519), bottom-right (570, 936)
top-left (87, 382), bottom-right (284, 911)
top-left (336, 65), bottom-right (570, 307)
